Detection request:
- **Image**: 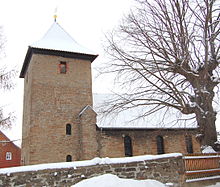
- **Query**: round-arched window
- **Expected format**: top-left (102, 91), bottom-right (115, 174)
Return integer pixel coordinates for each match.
top-left (66, 155), bottom-right (72, 162)
top-left (124, 135), bottom-right (133, 157)
top-left (66, 124), bottom-right (72, 135)
top-left (156, 135), bottom-right (165, 154)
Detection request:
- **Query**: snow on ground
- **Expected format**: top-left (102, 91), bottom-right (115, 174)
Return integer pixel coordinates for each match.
top-left (72, 174), bottom-right (167, 187)
top-left (0, 153), bottom-right (181, 174)
top-left (202, 146), bottom-right (217, 153)
top-left (207, 182), bottom-right (220, 187)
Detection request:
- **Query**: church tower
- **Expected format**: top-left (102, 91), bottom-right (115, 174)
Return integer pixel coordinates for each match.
top-left (20, 21), bottom-right (98, 165)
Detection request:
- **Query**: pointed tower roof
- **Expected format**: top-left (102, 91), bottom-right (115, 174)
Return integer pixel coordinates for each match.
top-left (31, 22), bottom-right (96, 55)
top-left (20, 22), bottom-right (98, 78)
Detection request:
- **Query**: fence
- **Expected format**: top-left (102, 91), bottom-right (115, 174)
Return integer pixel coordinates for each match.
top-left (184, 153), bottom-right (220, 181)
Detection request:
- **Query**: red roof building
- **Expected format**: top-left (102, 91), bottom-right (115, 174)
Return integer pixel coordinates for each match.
top-left (0, 131), bottom-right (21, 168)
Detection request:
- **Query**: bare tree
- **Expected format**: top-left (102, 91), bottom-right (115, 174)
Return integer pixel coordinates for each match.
top-left (0, 26), bottom-right (15, 128)
top-left (102, 0), bottom-right (220, 147)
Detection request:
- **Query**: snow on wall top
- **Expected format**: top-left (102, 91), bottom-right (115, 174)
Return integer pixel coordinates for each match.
top-left (0, 153), bottom-right (182, 174)
top-left (93, 93), bottom-right (198, 129)
top-left (31, 22), bottom-right (96, 56)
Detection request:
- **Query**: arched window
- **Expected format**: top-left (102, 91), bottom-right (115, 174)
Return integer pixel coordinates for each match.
top-left (66, 124), bottom-right (72, 135)
top-left (156, 135), bottom-right (165, 154)
top-left (185, 135), bottom-right (193, 154)
top-left (124, 135), bottom-right (133, 157)
top-left (66, 155), bottom-right (72, 162)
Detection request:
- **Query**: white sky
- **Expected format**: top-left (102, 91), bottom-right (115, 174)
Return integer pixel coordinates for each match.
top-left (0, 0), bottom-right (219, 147)
top-left (0, 0), bottom-right (135, 146)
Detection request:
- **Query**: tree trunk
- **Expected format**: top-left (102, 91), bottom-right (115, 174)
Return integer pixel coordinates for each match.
top-left (197, 115), bottom-right (217, 147)
top-left (195, 91), bottom-right (217, 147)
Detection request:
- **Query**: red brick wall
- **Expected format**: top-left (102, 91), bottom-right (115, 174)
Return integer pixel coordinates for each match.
top-left (0, 132), bottom-right (21, 168)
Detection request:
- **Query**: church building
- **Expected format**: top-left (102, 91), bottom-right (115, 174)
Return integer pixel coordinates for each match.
top-left (20, 20), bottom-right (201, 166)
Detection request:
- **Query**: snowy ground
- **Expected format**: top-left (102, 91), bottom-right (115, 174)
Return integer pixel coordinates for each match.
top-left (71, 175), bottom-right (220, 187)
top-left (207, 183), bottom-right (220, 187)
top-left (71, 174), bottom-right (169, 187)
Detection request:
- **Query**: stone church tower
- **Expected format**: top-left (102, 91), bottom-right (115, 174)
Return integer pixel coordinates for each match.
top-left (20, 21), bottom-right (98, 165)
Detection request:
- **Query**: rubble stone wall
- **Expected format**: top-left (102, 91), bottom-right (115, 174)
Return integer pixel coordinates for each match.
top-left (0, 155), bottom-right (185, 187)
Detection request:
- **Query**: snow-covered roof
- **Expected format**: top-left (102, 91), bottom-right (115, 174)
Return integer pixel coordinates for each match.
top-left (93, 93), bottom-right (198, 129)
top-left (31, 22), bottom-right (97, 56)
top-left (20, 21), bottom-right (98, 78)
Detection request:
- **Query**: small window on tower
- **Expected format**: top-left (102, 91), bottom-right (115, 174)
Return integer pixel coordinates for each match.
top-left (59, 61), bottom-right (67, 74)
top-left (66, 155), bottom-right (72, 162)
top-left (66, 124), bottom-right (72, 135)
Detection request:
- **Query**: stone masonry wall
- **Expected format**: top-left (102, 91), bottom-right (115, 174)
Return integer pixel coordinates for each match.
top-left (0, 154), bottom-right (185, 187)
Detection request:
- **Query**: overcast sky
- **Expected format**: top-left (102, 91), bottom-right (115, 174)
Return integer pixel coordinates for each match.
top-left (0, 0), bottom-right (135, 145)
top-left (1, 0), bottom-right (220, 147)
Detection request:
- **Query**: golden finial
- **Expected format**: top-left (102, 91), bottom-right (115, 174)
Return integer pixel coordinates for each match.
top-left (54, 14), bottom-right (57, 22)
top-left (54, 7), bottom-right (58, 22)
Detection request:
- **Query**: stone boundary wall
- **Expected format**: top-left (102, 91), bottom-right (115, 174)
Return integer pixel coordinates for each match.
top-left (0, 154), bottom-right (185, 187)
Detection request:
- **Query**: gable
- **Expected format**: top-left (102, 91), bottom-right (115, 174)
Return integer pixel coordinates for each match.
top-left (79, 105), bottom-right (97, 117)
top-left (0, 131), bottom-right (21, 150)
